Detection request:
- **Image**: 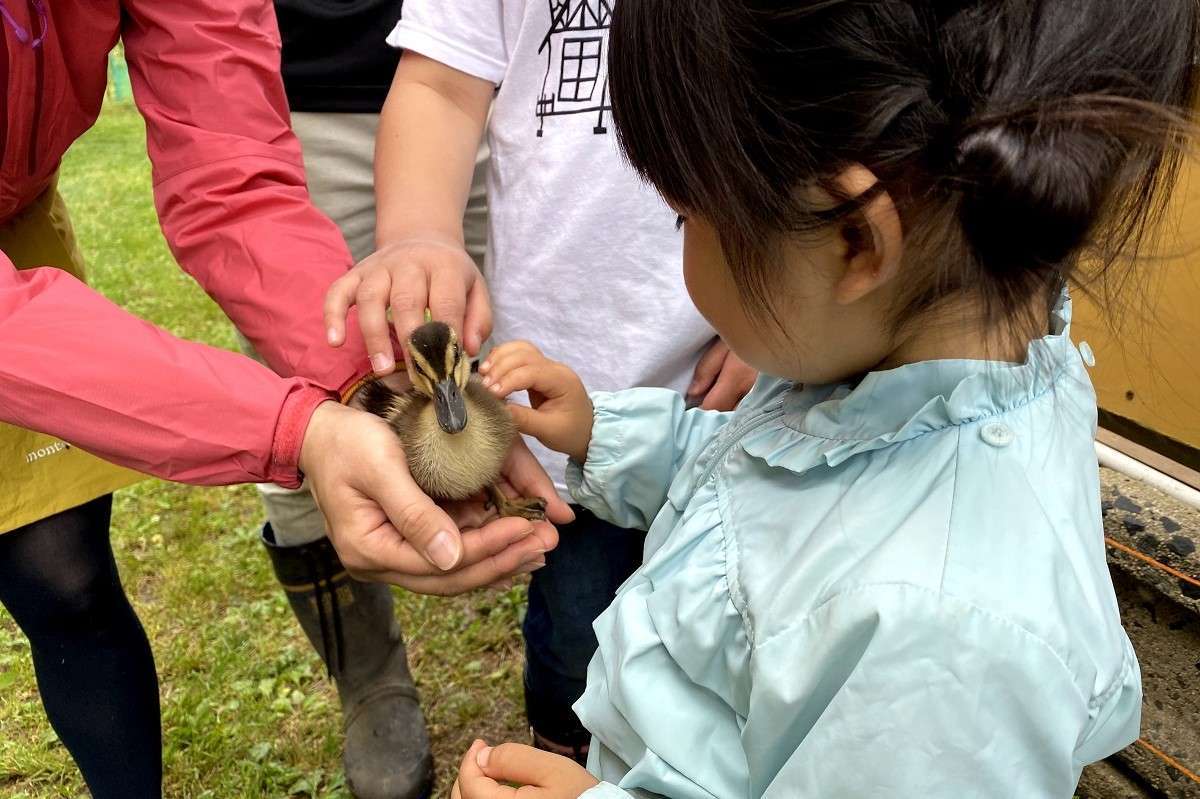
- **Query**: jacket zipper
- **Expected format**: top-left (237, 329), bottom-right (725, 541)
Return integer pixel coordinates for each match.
top-left (25, 0), bottom-right (44, 176)
top-left (690, 403), bottom-right (788, 492)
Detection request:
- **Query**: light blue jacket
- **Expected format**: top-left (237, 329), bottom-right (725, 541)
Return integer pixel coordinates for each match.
top-left (568, 303), bottom-right (1139, 798)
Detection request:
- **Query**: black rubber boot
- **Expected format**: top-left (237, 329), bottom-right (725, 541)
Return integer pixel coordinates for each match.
top-left (262, 525), bottom-right (433, 799)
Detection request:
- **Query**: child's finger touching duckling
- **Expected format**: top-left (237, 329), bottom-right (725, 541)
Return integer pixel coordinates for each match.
top-left (358, 322), bottom-right (550, 524)
top-left (480, 342), bottom-right (594, 463)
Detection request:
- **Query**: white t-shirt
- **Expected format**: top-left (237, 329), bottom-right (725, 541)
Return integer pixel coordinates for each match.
top-left (388, 1), bottom-right (715, 497)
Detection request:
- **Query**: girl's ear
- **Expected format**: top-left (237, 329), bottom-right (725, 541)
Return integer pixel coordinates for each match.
top-left (832, 164), bottom-right (903, 305)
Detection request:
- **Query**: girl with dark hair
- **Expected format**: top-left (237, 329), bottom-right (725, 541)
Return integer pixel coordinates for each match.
top-left (447, 0), bottom-right (1198, 796)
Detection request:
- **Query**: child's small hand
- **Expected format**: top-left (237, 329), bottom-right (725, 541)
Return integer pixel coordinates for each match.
top-left (451, 740), bottom-right (600, 799)
top-left (480, 342), bottom-right (593, 463)
top-left (324, 236), bottom-right (491, 374)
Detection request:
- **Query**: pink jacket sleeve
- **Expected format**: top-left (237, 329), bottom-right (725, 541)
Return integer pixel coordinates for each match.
top-left (0, 256), bottom-right (331, 487)
top-left (119, 0), bottom-right (379, 392)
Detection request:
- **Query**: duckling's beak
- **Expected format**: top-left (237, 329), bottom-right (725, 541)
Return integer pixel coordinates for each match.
top-left (434, 377), bottom-right (468, 434)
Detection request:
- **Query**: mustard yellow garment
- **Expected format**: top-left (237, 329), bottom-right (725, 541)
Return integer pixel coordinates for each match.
top-left (0, 181), bottom-right (142, 533)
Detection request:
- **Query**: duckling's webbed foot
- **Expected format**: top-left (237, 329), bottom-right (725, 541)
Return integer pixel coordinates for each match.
top-left (486, 483), bottom-right (547, 522)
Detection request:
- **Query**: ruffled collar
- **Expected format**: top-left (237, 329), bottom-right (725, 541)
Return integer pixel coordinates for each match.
top-left (742, 297), bottom-right (1087, 472)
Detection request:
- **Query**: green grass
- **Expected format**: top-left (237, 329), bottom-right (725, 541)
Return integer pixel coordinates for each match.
top-left (0, 102), bottom-right (530, 798)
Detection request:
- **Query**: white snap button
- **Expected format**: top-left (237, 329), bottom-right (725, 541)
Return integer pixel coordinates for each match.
top-left (1078, 341), bottom-right (1096, 368)
top-left (980, 422), bottom-right (1015, 448)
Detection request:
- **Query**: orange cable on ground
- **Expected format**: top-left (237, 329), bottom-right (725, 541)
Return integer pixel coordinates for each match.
top-left (1135, 738), bottom-right (1200, 786)
top-left (1104, 536), bottom-right (1200, 590)
top-left (1103, 539), bottom-right (1200, 784)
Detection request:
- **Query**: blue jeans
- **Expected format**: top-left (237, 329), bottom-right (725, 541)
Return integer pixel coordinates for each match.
top-left (522, 506), bottom-right (645, 746)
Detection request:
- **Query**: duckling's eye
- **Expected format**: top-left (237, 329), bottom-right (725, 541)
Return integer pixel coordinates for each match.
top-left (453, 343), bottom-right (462, 362)
top-left (675, 214), bottom-right (687, 231)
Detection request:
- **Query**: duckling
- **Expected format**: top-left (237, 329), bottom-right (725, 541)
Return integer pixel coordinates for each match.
top-left (358, 321), bottom-right (547, 522)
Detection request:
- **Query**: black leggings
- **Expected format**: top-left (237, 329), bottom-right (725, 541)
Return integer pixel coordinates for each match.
top-left (0, 495), bottom-right (161, 798)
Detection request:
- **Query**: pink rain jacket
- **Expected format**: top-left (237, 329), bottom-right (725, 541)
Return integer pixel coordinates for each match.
top-left (0, 0), bottom-right (378, 488)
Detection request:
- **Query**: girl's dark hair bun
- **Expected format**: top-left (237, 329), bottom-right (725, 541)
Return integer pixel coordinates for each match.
top-left (609, 0), bottom-right (1196, 329)
top-left (953, 122), bottom-right (1108, 279)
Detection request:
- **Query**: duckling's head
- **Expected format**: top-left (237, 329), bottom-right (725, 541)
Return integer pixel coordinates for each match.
top-left (407, 321), bottom-right (471, 434)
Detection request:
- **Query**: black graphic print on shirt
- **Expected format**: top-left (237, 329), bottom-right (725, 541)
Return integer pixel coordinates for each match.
top-left (535, 0), bottom-right (613, 137)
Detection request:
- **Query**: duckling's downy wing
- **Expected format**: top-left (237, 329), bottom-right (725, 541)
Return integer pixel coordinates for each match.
top-left (358, 379), bottom-right (411, 423)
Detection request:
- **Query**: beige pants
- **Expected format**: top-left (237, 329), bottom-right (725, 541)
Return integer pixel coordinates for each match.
top-left (243, 111), bottom-right (490, 546)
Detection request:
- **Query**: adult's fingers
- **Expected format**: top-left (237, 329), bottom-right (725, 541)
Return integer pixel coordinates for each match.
top-left (387, 555), bottom-right (544, 597)
top-left (346, 514), bottom-right (536, 581)
top-left (361, 459), bottom-right (464, 571)
top-left (687, 337), bottom-right (728, 402)
top-left (700, 355), bottom-right (757, 412)
top-left (357, 270), bottom-right (400, 374)
top-left (700, 367), bottom-right (744, 411)
top-left (381, 521), bottom-right (550, 596)
top-left (323, 271), bottom-right (361, 347)
top-left (463, 275), bottom-right (493, 357)
top-left (526, 519), bottom-right (560, 555)
top-left (502, 441), bottom-right (574, 525)
top-left (410, 513), bottom-right (547, 587)
top-left (443, 498), bottom-right (500, 530)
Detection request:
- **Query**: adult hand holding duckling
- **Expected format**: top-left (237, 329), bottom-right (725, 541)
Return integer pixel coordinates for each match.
top-left (319, 209), bottom-right (577, 594)
top-left (298, 397), bottom-right (571, 596)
